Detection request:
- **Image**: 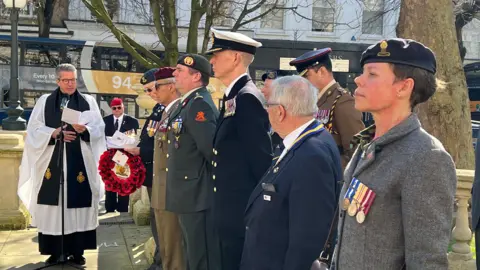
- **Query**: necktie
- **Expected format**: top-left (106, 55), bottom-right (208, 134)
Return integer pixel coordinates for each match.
top-left (114, 119), bottom-right (119, 131)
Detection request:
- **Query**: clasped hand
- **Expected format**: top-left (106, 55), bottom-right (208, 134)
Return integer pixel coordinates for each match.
top-left (51, 124), bottom-right (86, 142)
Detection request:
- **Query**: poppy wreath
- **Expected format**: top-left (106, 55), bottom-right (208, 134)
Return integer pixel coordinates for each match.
top-left (98, 149), bottom-right (146, 196)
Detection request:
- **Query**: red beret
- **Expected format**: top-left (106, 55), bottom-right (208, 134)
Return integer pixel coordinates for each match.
top-left (110, 98), bottom-right (123, 107)
top-left (154, 67), bottom-right (175, 81)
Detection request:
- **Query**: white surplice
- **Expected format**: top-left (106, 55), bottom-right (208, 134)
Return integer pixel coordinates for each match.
top-left (18, 93), bottom-right (106, 235)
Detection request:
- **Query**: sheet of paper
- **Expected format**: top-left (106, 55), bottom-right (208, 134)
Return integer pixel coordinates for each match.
top-left (112, 150), bottom-right (128, 166)
top-left (79, 110), bottom-right (95, 125)
top-left (61, 107), bottom-right (81, 125)
top-left (107, 131), bottom-right (138, 149)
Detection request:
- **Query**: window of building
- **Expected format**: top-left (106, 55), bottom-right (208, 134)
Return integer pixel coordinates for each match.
top-left (312, 0), bottom-right (335, 32)
top-left (65, 45), bottom-right (82, 68)
top-left (362, 0), bottom-right (384, 35)
top-left (260, 2), bottom-right (285, 30)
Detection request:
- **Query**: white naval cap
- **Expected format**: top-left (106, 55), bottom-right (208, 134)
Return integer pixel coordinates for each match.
top-left (205, 28), bottom-right (262, 55)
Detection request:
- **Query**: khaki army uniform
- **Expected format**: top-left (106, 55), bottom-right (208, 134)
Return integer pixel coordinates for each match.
top-left (315, 82), bottom-right (364, 168)
top-left (152, 99), bottom-right (185, 270)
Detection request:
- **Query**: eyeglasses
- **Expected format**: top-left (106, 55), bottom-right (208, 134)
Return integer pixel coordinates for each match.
top-left (59, 78), bottom-right (77, 84)
top-left (265, 102), bottom-right (283, 108)
top-left (112, 106), bottom-right (122, 110)
top-left (144, 88), bottom-right (154, 93)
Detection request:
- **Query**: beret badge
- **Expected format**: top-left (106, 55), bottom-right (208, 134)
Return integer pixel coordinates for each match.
top-left (140, 76), bottom-right (147, 84)
top-left (377, 40), bottom-right (391, 57)
top-left (184, 56), bottom-right (195, 66)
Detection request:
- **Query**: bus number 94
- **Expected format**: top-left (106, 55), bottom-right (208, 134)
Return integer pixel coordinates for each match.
top-left (112, 76), bottom-right (131, 89)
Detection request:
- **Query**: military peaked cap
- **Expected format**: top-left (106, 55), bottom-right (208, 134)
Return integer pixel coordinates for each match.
top-left (261, 70), bottom-right (297, 81)
top-left (205, 28), bottom-right (262, 55)
top-left (289, 48), bottom-right (333, 76)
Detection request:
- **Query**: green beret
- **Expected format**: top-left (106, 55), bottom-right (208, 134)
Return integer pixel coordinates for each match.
top-left (177, 54), bottom-right (212, 76)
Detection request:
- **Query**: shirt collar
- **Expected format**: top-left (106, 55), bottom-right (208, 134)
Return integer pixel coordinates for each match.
top-left (282, 119), bottom-right (316, 152)
top-left (165, 98), bottom-right (180, 113)
top-left (319, 80), bottom-right (336, 100)
top-left (181, 87), bottom-right (202, 102)
top-left (224, 73), bottom-right (248, 97)
top-left (114, 114), bottom-right (124, 122)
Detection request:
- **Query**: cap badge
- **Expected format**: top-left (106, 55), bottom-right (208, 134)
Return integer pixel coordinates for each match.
top-left (140, 76), bottom-right (147, 84)
top-left (377, 40), bottom-right (391, 57)
top-left (210, 33), bottom-right (215, 45)
top-left (184, 56), bottom-right (194, 66)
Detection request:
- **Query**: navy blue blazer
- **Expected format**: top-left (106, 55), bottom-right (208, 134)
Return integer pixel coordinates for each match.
top-left (138, 104), bottom-right (166, 187)
top-left (241, 120), bottom-right (342, 270)
top-left (471, 130), bottom-right (480, 229)
top-left (103, 114), bottom-right (139, 137)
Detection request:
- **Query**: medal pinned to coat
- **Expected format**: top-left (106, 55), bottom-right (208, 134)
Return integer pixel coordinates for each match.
top-left (342, 177), bottom-right (376, 224)
top-left (315, 109), bottom-right (330, 125)
top-left (171, 117), bottom-right (183, 149)
top-left (224, 98), bottom-right (236, 117)
top-left (147, 120), bottom-right (161, 137)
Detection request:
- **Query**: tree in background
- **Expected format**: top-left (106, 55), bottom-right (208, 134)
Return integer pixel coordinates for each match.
top-left (397, 0), bottom-right (474, 169)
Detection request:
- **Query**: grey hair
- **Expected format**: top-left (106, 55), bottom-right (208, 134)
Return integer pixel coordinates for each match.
top-left (269, 75), bottom-right (318, 117)
top-left (239, 52), bottom-right (254, 67)
top-left (56, 63), bottom-right (77, 78)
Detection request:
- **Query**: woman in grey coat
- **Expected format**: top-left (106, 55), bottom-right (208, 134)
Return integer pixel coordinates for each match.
top-left (332, 38), bottom-right (457, 269)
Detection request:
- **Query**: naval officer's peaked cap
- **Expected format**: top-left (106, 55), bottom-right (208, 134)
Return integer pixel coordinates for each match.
top-left (205, 28), bottom-right (262, 55)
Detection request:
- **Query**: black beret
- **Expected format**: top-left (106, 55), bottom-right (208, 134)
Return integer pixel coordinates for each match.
top-left (261, 70), bottom-right (297, 81)
top-left (360, 38), bottom-right (436, 74)
top-left (140, 68), bottom-right (159, 85)
top-left (177, 54), bottom-right (212, 76)
top-left (289, 48), bottom-right (332, 76)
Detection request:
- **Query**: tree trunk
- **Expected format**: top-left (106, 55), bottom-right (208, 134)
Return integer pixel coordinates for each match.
top-left (37, 0), bottom-right (55, 38)
top-left (396, 0), bottom-right (474, 169)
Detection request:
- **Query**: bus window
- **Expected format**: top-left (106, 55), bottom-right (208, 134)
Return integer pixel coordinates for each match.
top-left (65, 45), bottom-right (82, 68)
top-left (100, 47), bottom-right (131, 71)
top-left (24, 43), bottom-right (60, 67)
top-left (0, 40), bottom-right (19, 65)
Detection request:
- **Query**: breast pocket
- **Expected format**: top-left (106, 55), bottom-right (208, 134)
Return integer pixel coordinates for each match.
top-left (258, 191), bottom-right (286, 220)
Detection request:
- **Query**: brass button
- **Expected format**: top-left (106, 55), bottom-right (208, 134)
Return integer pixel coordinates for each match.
top-left (168, 140), bottom-right (171, 144)
top-left (212, 161), bottom-right (214, 165)
top-left (212, 148), bottom-right (215, 153)
top-left (213, 175), bottom-right (216, 180)
top-left (167, 154), bottom-right (169, 158)
top-left (185, 176), bottom-right (188, 179)
top-left (166, 168), bottom-right (169, 172)
top-left (214, 162), bottom-right (217, 167)
top-left (215, 149), bottom-right (218, 155)
top-left (213, 187), bottom-right (217, 192)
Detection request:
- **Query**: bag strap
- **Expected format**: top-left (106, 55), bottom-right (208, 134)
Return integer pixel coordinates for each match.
top-left (318, 205), bottom-right (339, 263)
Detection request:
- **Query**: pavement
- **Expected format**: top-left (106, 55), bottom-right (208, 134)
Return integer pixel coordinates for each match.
top-left (0, 199), bottom-right (153, 270)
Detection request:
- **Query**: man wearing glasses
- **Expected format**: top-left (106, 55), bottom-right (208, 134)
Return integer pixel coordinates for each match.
top-left (123, 68), bottom-right (166, 270)
top-left (290, 49), bottom-right (364, 168)
top-left (103, 97), bottom-right (139, 213)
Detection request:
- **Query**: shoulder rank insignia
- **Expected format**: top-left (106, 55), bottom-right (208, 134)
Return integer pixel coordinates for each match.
top-left (194, 92), bottom-right (203, 100)
top-left (45, 168), bottom-right (51, 180)
top-left (77, 172), bottom-right (85, 183)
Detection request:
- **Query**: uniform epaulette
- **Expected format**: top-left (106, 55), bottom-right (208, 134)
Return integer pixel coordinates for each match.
top-left (194, 93), bottom-right (204, 100)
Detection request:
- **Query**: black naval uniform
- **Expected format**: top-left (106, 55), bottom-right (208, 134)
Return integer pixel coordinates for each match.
top-left (165, 86), bottom-right (220, 270)
top-left (211, 75), bottom-right (273, 270)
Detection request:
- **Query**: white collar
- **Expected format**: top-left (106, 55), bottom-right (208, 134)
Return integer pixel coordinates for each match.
top-left (277, 118), bottom-right (316, 163)
top-left (165, 98), bottom-right (180, 113)
top-left (181, 87), bottom-right (202, 102)
top-left (224, 73), bottom-right (248, 97)
top-left (319, 80), bottom-right (336, 100)
top-left (113, 114), bottom-right (124, 122)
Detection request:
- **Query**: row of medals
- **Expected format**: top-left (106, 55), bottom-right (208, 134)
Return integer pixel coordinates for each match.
top-left (343, 198), bottom-right (366, 224)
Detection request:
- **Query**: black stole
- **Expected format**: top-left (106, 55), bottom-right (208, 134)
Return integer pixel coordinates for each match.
top-left (37, 88), bottom-right (93, 208)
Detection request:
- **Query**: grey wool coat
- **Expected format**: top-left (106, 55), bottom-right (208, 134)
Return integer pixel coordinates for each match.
top-left (332, 113), bottom-right (457, 270)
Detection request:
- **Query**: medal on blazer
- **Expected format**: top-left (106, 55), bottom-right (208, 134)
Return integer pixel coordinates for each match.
top-left (343, 178), bottom-right (360, 210)
top-left (172, 117), bottom-right (183, 135)
top-left (224, 99), bottom-right (236, 117)
top-left (315, 109), bottom-right (329, 125)
top-left (349, 183), bottom-right (366, 217)
top-left (356, 188), bottom-right (376, 224)
top-left (148, 120), bottom-right (158, 137)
